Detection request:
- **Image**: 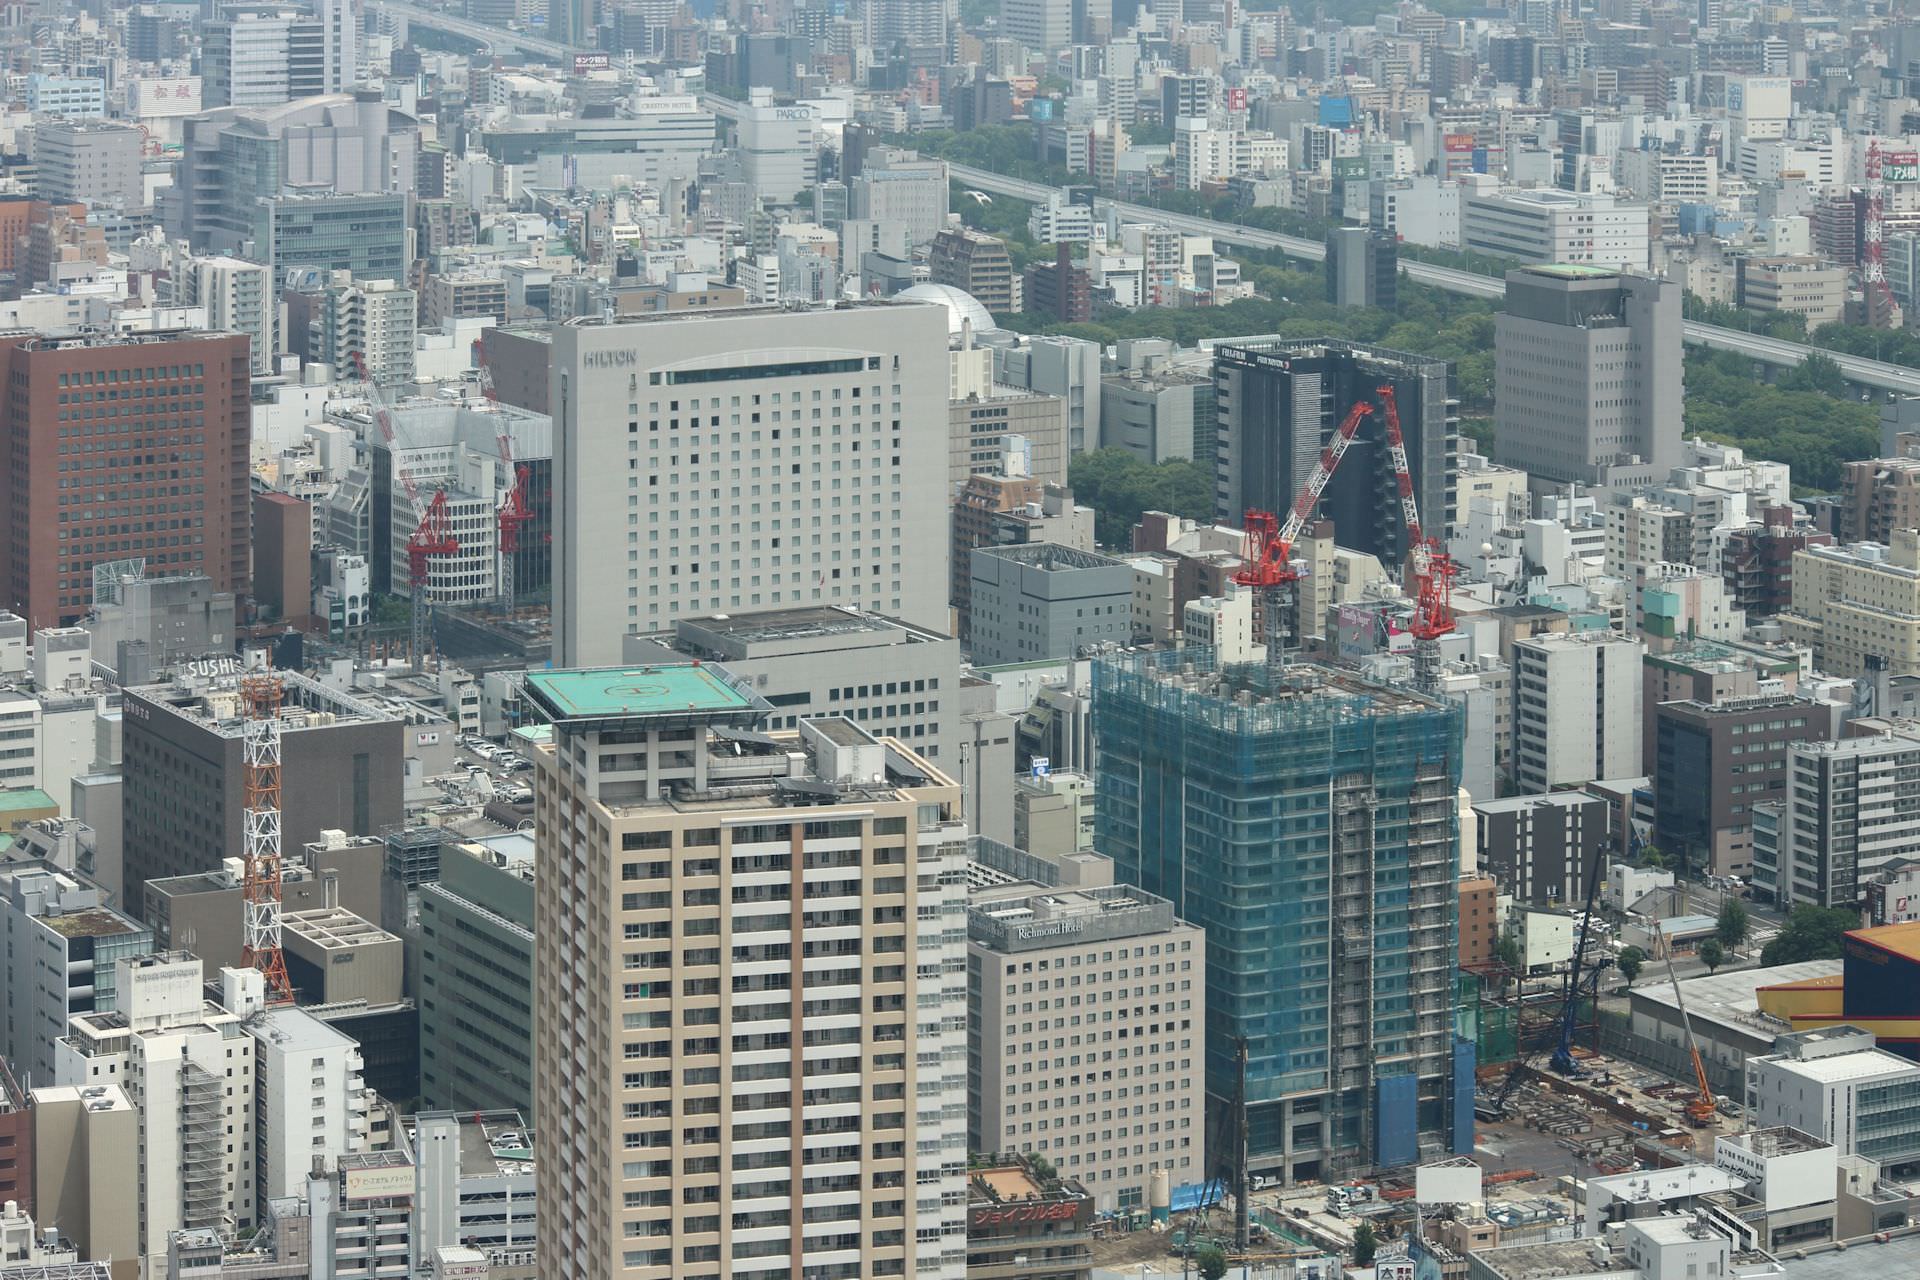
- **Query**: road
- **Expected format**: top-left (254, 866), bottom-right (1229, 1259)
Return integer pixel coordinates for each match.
top-left (370, 0), bottom-right (579, 59)
top-left (945, 162), bottom-right (1920, 397)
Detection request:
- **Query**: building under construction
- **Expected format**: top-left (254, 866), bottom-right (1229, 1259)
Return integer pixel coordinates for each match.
top-left (1093, 648), bottom-right (1473, 1186)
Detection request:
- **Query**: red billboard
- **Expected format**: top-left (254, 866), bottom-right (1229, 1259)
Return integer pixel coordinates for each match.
top-left (1226, 87), bottom-right (1248, 112)
top-left (1444, 132), bottom-right (1475, 152)
top-left (572, 52), bottom-right (611, 74)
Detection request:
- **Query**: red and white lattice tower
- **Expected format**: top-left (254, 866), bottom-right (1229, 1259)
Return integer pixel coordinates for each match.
top-left (241, 665), bottom-right (293, 1004)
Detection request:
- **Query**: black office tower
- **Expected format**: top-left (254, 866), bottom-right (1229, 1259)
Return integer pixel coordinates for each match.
top-left (1212, 340), bottom-right (1456, 566)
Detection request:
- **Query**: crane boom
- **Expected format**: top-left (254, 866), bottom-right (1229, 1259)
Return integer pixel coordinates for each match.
top-left (1235, 399), bottom-right (1376, 676)
top-left (1653, 916), bottom-right (1720, 1125)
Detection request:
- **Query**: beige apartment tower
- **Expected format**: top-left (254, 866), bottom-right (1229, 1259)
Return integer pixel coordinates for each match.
top-left (528, 663), bottom-right (969, 1280)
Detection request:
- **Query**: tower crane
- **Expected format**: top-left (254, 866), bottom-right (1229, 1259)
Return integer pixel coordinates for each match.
top-left (471, 341), bottom-right (534, 615)
top-left (1375, 384), bottom-right (1459, 690)
top-left (240, 661), bottom-right (293, 1004)
top-left (1233, 398), bottom-right (1376, 679)
top-left (350, 352), bottom-right (458, 674)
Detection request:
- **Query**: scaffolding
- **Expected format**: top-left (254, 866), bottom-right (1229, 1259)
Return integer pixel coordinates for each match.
top-left (1092, 646), bottom-right (1463, 1179)
top-left (180, 1061), bottom-right (227, 1230)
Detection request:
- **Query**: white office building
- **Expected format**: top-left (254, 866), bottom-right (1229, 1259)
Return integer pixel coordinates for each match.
top-left (182, 256), bottom-right (274, 376)
top-left (1746, 1026), bottom-right (1920, 1176)
top-left (1462, 188), bottom-right (1651, 270)
top-left (54, 955), bottom-right (258, 1273)
top-left (551, 300), bottom-right (951, 668)
top-left (735, 90), bottom-right (818, 202)
top-left (1512, 631), bottom-right (1643, 793)
top-left (248, 1002), bottom-right (371, 1205)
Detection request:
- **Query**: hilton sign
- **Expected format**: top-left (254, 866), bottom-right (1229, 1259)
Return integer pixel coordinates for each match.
top-left (583, 349), bottom-right (639, 369)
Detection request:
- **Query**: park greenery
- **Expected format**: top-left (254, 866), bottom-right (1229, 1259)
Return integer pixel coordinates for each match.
top-left (1068, 449), bottom-right (1215, 546)
top-left (1760, 905), bottom-right (1863, 966)
top-left (906, 121), bottom-right (1916, 495)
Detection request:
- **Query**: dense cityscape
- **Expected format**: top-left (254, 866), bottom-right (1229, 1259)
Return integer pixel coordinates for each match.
top-left (4, 0), bottom-right (1920, 1276)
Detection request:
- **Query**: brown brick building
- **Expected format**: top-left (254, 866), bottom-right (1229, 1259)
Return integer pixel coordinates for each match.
top-left (0, 330), bottom-right (251, 629)
top-left (251, 491), bottom-right (312, 628)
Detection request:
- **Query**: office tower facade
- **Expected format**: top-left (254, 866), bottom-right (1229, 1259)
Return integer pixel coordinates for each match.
top-left (122, 668), bottom-right (403, 914)
top-left (1511, 632), bottom-right (1643, 794)
top-left (1493, 266), bottom-right (1683, 491)
top-left (969, 544), bottom-right (1133, 665)
top-left (927, 229), bottom-right (1016, 313)
top-left (526, 664), bottom-right (968, 1280)
top-left (1471, 792), bottom-right (1611, 907)
top-left (550, 301), bottom-right (950, 668)
top-left (56, 954), bottom-right (258, 1271)
top-left (967, 881), bottom-right (1206, 1212)
top-left (202, 5), bottom-right (328, 107)
top-left (181, 256), bottom-right (274, 376)
top-left (1324, 225), bottom-right (1398, 309)
top-left (1754, 727), bottom-right (1920, 909)
top-left (1094, 650), bottom-right (1470, 1184)
top-left (1213, 339), bottom-right (1454, 567)
top-left (0, 860), bottom-right (155, 1087)
top-left (626, 606), bottom-right (963, 761)
top-left (418, 836), bottom-right (535, 1117)
top-left (1001, 0), bottom-right (1072, 52)
top-left (1653, 694), bottom-right (1839, 881)
top-left (172, 95), bottom-right (419, 257)
top-left (0, 330), bottom-right (251, 630)
top-left (33, 122), bottom-right (144, 210)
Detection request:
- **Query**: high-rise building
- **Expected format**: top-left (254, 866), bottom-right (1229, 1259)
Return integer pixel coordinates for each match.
top-left (847, 150), bottom-right (949, 248)
top-left (550, 301), bottom-right (950, 668)
top-left (55, 954), bottom-right (259, 1272)
top-left (525, 664), bottom-right (968, 1280)
top-left (928, 228), bottom-right (1016, 314)
top-left (1511, 632), bottom-right (1643, 794)
top-left (967, 875), bottom-right (1205, 1212)
top-left (872, 0), bottom-right (947, 49)
top-left (121, 668), bottom-right (403, 914)
top-left (417, 835), bottom-right (535, 1118)
top-left (1094, 650), bottom-right (1470, 1184)
top-left (1324, 225), bottom-right (1398, 309)
top-left (1754, 727), bottom-right (1920, 909)
top-left (200, 0), bottom-right (353, 107)
top-left (1472, 792), bottom-right (1611, 907)
top-left (288, 276), bottom-right (417, 385)
top-left (172, 96), bottom-right (418, 258)
top-left (625, 606), bottom-right (963, 761)
top-left (1212, 339), bottom-right (1454, 567)
top-left (0, 330), bottom-right (251, 630)
top-left (1001, 0), bottom-right (1072, 52)
top-left (1780, 532), bottom-right (1920, 678)
top-left (548, 0), bottom-right (592, 48)
top-left (33, 122), bottom-right (144, 210)
top-left (245, 1000), bottom-right (371, 1207)
top-left (1653, 694), bottom-right (1840, 881)
top-left (1493, 266), bottom-right (1682, 491)
top-left (0, 860), bottom-right (155, 1087)
top-left (181, 256), bottom-right (274, 376)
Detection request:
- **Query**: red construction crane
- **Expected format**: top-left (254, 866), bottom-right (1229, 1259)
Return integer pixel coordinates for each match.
top-left (1376, 385), bottom-right (1458, 688)
top-left (470, 341), bottom-right (533, 614)
top-left (1234, 398), bottom-right (1376, 677)
top-left (350, 352), bottom-right (458, 673)
top-left (240, 663), bottom-right (293, 1004)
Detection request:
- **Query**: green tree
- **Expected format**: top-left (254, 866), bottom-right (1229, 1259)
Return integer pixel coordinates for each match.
top-left (1195, 1243), bottom-right (1228, 1280)
top-left (1698, 938), bottom-right (1725, 974)
top-left (1494, 929), bottom-right (1522, 971)
top-left (1067, 449), bottom-right (1214, 547)
top-left (1716, 899), bottom-right (1750, 949)
top-left (1639, 844), bottom-right (1667, 870)
top-left (1353, 1221), bottom-right (1378, 1266)
top-left (1617, 945), bottom-right (1646, 983)
top-left (1761, 905), bottom-right (1861, 966)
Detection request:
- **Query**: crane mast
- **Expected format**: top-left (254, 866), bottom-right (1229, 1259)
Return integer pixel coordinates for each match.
top-left (1375, 384), bottom-right (1458, 690)
top-left (241, 664), bottom-right (293, 1004)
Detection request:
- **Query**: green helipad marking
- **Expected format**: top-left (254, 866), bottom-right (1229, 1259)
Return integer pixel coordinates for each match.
top-left (524, 665), bottom-right (751, 718)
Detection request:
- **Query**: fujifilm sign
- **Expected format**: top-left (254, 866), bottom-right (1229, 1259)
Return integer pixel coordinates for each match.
top-left (584, 349), bottom-right (639, 369)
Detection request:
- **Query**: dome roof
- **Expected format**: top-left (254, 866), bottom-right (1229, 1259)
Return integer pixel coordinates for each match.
top-left (895, 283), bottom-right (1000, 336)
